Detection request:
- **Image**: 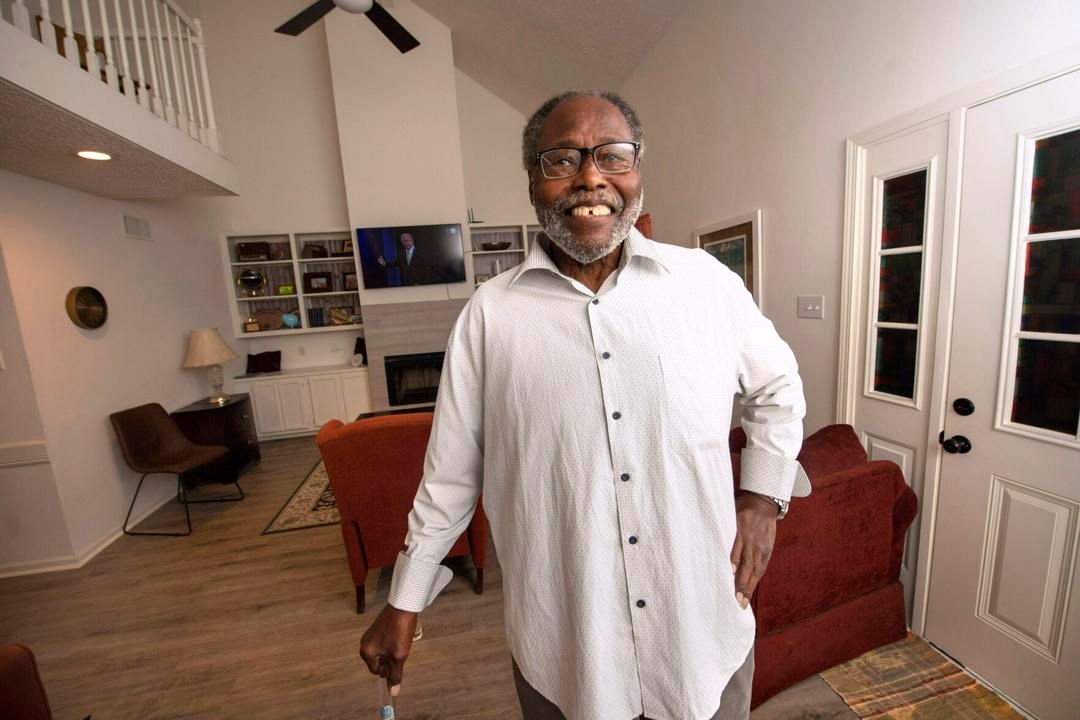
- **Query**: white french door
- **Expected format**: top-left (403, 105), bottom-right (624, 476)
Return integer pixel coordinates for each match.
top-left (851, 120), bottom-right (949, 617)
top-left (923, 69), bottom-right (1080, 720)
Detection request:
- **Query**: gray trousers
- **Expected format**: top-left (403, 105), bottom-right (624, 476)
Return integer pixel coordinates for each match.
top-left (513, 645), bottom-right (755, 720)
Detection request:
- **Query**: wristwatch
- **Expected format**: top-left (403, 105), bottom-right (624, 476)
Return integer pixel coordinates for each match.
top-left (770, 497), bottom-right (789, 520)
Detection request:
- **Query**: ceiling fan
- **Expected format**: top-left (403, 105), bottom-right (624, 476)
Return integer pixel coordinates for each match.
top-left (275, 0), bottom-right (420, 54)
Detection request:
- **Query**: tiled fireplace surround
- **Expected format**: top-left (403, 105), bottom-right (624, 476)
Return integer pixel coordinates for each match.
top-left (362, 299), bottom-right (468, 412)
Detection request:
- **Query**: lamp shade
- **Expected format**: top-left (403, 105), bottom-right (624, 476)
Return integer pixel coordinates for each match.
top-left (183, 328), bottom-right (238, 368)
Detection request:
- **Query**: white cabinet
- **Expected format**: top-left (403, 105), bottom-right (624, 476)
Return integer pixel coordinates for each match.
top-left (309, 375), bottom-right (345, 427)
top-left (233, 366), bottom-right (372, 440)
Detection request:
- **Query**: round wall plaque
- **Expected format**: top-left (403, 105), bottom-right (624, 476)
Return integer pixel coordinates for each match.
top-left (65, 286), bottom-right (108, 329)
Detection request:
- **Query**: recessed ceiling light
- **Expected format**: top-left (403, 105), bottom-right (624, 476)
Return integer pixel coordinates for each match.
top-left (77, 150), bottom-right (112, 161)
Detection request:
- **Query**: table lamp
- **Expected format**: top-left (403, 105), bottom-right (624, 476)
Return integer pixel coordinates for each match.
top-left (183, 328), bottom-right (239, 406)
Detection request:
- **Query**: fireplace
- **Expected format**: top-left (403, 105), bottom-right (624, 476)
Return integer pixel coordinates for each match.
top-left (384, 352), bottom-right (444, 406)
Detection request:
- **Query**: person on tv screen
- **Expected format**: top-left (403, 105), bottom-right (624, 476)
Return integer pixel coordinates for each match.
top-left (358, 89), bottom-right (809, 720)
top-left (377, 232), bottom-right (439, 285)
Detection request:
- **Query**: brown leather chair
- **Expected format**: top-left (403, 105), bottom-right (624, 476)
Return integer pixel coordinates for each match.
top-left (316, 412), bottom-right (488, 613)
top-left (0, 644), bottom-right (53, 720)
top-left (110, 403), bottom-right (243, 536)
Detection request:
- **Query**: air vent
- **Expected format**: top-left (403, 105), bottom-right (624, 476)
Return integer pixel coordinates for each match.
top-left (122, 214), bottom-right (151, 240)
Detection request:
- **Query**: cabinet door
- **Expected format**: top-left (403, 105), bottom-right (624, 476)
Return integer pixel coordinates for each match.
top-left (277, 378), bottom-right (312, 431)
top-left (309, 375), bottom-right (344, 427)
top-left (250, 381), bottom-right (285, 435)
top-left (341, 373), bottom-right (373, 420)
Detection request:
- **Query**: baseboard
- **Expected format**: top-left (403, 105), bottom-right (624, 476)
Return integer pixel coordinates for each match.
top-left (0, 440), bottom-right (49, 468)
top-left (0, 490), bottom-right (174, 579)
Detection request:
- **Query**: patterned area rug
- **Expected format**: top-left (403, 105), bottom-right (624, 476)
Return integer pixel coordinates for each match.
top-left (821, 635), bottom-right (1022, 719)
top-left (262, 460), bottom-right (340, 534)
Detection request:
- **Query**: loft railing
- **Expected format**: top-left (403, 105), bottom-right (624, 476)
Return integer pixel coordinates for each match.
top-left (6, 0), bottom-right (221, 152)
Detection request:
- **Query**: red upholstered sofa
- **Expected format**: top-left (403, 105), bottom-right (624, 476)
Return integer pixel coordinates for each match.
top-left (316, 412), bottom-right (488, 614)
top-left (729, 423), bottom-right (918, 708)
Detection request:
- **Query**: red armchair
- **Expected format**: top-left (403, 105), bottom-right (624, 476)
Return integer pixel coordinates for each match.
top-left (729, 424), bottom-right (918, 708)
top-left (0, 644), bottom-right (53, 719)
top-left (316, 412), bottom-right (488, 614)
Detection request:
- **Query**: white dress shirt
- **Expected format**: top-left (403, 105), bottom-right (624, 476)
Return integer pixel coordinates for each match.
top-left (389, 228), bottom-right (809, 720)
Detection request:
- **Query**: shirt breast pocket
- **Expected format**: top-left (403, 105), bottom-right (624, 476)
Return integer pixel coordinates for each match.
top-left (658, 347), bottom-right (734, 454)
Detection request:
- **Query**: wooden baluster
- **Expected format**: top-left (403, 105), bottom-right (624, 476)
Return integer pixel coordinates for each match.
top-left (79, 0), bottom-right (101, 79)
top-left (126, 0), bottom-right (149, 109)
top-left (175, 17), bottom-right (199, 138)
top-left (38, 0), bottom-right (59, 53)
top-left (60, 0), bottom-right (80, 65)
top-left (150, 0), bottom-right (176, 126)
top-left (163, 7), bottom-right (188, 134)
top-left (138, 0), bottom-right (163, 117)
top-left (12, 0), bottom-right (31, 35)
top-left (111, 0), bottom-right (133, 99)
top-left (96, 0), bottom-right (118, 89)
top-left (183, 23), bottom-right (206, 141)
top-left (193, 18), bottom-right (219, 152)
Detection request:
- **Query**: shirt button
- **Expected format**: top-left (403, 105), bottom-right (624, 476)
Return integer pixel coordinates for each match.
top-left (612, 411), bottom-right (621, 420)
top-left (636, 599), bottom-right (646, 608)
top-left (628, 536), bottom-right (638, 545)
top-left (591, 298), bottom-right (599, 305)
top-left (621, 473), bottom-right (630, 482)
top-left (601, 351), bottom-right (611, 359)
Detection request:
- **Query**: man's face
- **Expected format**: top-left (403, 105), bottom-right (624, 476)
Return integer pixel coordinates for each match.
top-left (401, 233), bottom-right (414, 250)
top-left (529, 96), bottom-right (643, 264)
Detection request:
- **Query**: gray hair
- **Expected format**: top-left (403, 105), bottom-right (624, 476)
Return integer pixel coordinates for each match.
top-left (521, 90), bottom-right (645, 172)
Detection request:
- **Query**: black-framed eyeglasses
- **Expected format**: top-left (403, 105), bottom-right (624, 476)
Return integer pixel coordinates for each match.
top-left (533, 141), bottom-right (641, 179)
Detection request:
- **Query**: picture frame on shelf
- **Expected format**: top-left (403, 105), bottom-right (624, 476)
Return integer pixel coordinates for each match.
top-left (244, 320), bottom-right (261, 333)
top-left (331, 238), bottom-right (354, 257)
top-left (237, 241), bottom-right (270, 262)
top-left (303, 272), bottom-right (333, 293)
top-left (344, 271), bottom-right (358, 291)
top-left (276, 284), bottom-right (295, 295)
top-left (693, 209), bottom-right (764, 310)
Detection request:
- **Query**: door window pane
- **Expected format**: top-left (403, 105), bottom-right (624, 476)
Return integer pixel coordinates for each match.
top-left (1029, 128), bottom-right (1080, 234)
top-left (874, 328), bottom-right (918, 399)
top-left (878, 252), bottom-right (923, 323)
top-left (1011, 339), bottom-right (1079, 435)
top-left (882, 170), bottom-right (928, 249)
top-left (1021, 238), bottom-right (1079, 334)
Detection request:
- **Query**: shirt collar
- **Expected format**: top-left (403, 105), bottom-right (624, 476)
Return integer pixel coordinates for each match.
top-left (509, 226), bottom-right (669, 286)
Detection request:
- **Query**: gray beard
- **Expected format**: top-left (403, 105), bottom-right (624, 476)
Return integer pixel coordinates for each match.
top-left (534, 188), bottom-right (644, 265)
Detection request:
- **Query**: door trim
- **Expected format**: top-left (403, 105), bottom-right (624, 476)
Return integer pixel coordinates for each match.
top-left (837, 42), bottom-right (1080, 637)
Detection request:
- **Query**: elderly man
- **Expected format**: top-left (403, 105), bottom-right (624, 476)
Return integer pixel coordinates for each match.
top-left (359, 90), bottom-right (809, 720)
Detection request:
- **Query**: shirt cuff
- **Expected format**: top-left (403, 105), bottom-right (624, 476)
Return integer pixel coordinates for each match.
top-left (739, 447), bottom-right (812, 502)
top-left (387, 551), bottom-right (454, 612)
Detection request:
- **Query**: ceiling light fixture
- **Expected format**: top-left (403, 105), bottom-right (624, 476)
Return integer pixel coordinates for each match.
top-left (77, 150), bottom-right (112, 161)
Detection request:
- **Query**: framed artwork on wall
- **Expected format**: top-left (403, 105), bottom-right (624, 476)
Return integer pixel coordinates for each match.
top-left (693, 209), bottom-right (764, 310)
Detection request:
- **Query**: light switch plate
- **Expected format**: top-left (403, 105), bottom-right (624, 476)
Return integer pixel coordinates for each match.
top-left (797, 295), bottom-right (825, 319)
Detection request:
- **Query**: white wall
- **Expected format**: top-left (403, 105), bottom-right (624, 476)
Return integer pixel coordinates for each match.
top-left (619, 0), bottom-right (1080, 432)
top-left (0, 238), bottom-right (73, 573)
top-left (454, 69), bottom-right (535, 226)
top-left (191, 0), bottom-right (355, 372)
top-left (325, 1), bottom-right (472, 306)
top-left (0, 170), bottom-right (230, 557)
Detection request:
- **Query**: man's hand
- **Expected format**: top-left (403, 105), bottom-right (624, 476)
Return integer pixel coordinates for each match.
top-left (359, 604), bottom-right (418, 696)
top-left (730, 491), bottom-right (779, 609)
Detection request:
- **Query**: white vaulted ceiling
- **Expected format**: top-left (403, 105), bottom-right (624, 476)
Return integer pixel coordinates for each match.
top-left (413, 0), bottom-right (694, 115)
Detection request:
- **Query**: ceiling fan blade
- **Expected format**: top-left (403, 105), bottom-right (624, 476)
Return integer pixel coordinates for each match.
top-left (275, 0), bottom-right (336, 36)
top-left (365, 1), bottom-right (420, 53)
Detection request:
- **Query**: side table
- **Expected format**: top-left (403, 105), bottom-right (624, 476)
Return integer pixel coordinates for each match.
top-left (172, 393), bottom-right (261, 474)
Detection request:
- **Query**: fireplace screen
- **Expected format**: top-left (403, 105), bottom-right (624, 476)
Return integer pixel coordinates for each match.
top-left (385, 352), bottom-right (444, 406)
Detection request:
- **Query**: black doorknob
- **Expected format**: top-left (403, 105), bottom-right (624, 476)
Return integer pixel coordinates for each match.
top-left (953, 398), bottom-right (975, 416)
top-left (942, 435), bottom-right (972, 454)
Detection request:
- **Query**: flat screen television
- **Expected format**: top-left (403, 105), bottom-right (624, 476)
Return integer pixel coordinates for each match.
top-left (356, 223), bottom-right (466, 289)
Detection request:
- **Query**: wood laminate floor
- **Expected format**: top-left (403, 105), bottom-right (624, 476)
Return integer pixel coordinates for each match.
top-left (0, 437), bottom-right (853, 719)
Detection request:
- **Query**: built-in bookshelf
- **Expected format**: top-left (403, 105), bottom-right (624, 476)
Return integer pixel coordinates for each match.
top-left (467, 224), bottom-right (540, 287)
top-left (221, 230), bottom-right (363, 338)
